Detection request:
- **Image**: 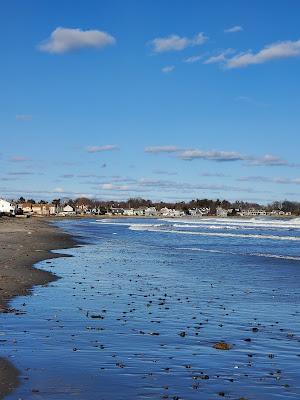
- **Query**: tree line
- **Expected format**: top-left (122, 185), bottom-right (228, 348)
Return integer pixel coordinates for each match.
top-left (15, 196), bottom-right (300, 215)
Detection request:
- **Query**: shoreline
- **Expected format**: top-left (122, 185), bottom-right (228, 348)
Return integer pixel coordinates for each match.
top-left (0, 217), bottom-right (77, 399)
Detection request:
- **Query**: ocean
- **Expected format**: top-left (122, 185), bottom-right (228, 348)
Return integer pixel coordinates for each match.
top-left (2, 217), bottom-right (300, 399)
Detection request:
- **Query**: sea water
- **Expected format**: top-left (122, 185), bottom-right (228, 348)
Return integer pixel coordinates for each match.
top-left (1, 217), bottom-right (300, 399)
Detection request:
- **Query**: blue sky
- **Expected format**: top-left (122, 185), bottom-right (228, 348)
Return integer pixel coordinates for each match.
top-left (1, 0), bottom-right (300, 203)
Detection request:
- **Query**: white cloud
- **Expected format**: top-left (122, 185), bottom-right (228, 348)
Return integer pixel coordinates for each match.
top-left (145, 146), bottom-right (179, 154)
top-left (53, 187), bottom-right (65, 193)
top-left (145, 145), bottom-right (297, 168)
top-left (150, 33), bottom-right (208, 53)
top-left (10, 156), bottom-right (29, 162)
top-left (183, 55), bottom-right (202, 63)
top-left (248, 154), bottom-right (289, 166)
top-left (235, 96), bottom-right (269, 107)
top-left (16, 114), bottom-right (32, 121)
top-left (101, 183), bottom-right (130, 191)
top-left (225, 39), bottom-right (300, 68)
top-left (204, 49), bottom-right (235, 64)
top-left (224, 26), bottom-right (243, 33)
top-left (86, 145), bottom-right (119, 153)
top-left (153, 169), bottom-right (178, 176)
top-left (162, 65), bottom-right (175, 73)
top-left (180, 149), bottom-right (244, 162)
top-left (239, 176), bottom-right (300, 185)
top-left (38, 27), bottom-right (116, 54)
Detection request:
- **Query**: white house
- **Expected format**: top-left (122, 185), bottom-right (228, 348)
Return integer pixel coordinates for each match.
top-left (0, 199), bottom-right (15, 215)
top-left (123, 208), bottom-right (135, 216)
top-left (188, 207), bottom-right (210, 217)
top-left (216, 207), bottom-right (228, 217)
top-left (62, 205), bottom-right (76, 215)
top-left (144, 207), bottom-right (158, 217)
top-left (18, 202), bottom-right (33, 213)
top-left (159, 207), bottom-right (185, 217)
top-left (239, 208), bottom-right (267, 217)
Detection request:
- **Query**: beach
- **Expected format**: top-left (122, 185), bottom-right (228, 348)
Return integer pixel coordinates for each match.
top-left (0, 217), bottom-right (76, 399)
top-left (0, 217), bottom-right (299, 399)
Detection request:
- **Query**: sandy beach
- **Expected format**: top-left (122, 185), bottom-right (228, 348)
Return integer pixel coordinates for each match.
top-left (0, 217), bottom-right (76, 399)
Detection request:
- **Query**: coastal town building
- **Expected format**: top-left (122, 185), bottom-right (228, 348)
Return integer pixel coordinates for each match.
top-left (123, 208), bottom-right (135, 216)
top-left (216, 207), bottom-right (228, 217)
top-left (188, 207), bottom-right (210, 216)
top-left (18, 202), bottom-right (34, 213)
top-left (238, 208), bottom-right (267, 217)
top-left (0, 198), bottom-right (15, 215)
top-left (62, 205), bottom-right (76, 215)
top-left (144, 207), bottom-right (158, 216)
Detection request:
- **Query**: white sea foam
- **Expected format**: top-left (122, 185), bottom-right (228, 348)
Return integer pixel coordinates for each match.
top-left (173, 223), bottom-right (241, 230)
top-left (178, 247), bottom-right (300, 261)
top-left (93, 218), bottom-right (300, 241)
top-left (129, 225), bottom-right (300, 241)
top-left (163, 217), bottom-right (300, 230)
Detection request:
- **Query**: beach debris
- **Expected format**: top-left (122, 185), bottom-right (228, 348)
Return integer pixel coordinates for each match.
top-left (193, 374), bottom-right (209, 380)
top-left (213, 342), bottom-right (232, 350)
top-left (116, 362), bottom-right (125, 368)
top-left (90, 314), bottom-right (104, 319)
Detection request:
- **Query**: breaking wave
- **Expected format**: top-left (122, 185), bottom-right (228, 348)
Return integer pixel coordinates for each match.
top-left (178, 247), bottom-right (300, 261)
top-left (129, 225), bottom-right (300, 241)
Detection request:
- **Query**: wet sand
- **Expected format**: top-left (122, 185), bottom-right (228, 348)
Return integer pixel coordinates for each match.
top-left (0, 217), bottom-right (76, 399)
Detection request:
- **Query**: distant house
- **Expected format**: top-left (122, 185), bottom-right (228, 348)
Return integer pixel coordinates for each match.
top-left (42, 204), bottom-right (57, 215)
top-left (110, 207), bottom-right (124, 215)
top-left (216, 207), bottom-right (228, 217)
top-left (18, 202), bottom-right (33, 213)
top-left (0, 199), bottom-right (15, 215)
top-left (159, 207), bottom-right (185, 217)
top-left (160, 207), bottom-right (170, 216)
top-left (133, 208), bottom-right (146, 216)
top-left (123, 208), bottom-right (135, 216)
top-left (188, 207), bottom-right (210, 217)
top-left (144, 207), bottom-right (157, 216)
top-left (63, 205), bottom-right (76, 214)
top-left (32, 204), bottom-right (43, 215)
top-left (239, 208), bottom-right (267, 217)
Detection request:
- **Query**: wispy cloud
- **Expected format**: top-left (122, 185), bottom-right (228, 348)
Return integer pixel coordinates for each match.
top-left (16, 114), bottom-right (32, 121)
top-left (248, 154), bottom-right (290, 167)
top-left (153, 169), bottom-right (178, 176)
top-left (38, 27), bottom-right (116, 54)
top-left (162, 65), bottom-right (175, 73)
top-left (225, 39), bottom-right (300, 68)
top-left (181, 150), bottom-right (295, 167)
top-left (204, 49), bottom-right (235, 64)
top-left (145, 146), bottom-right (179, 154)
top-left (146, 145), bottom-right (296, 167)
top-left (235, 96), bottom-right (269, 107)
top-left (101, 183), bottom-right (131, 191)
top-left (179, 149), bottom-right (244, 162)
top-left (53, 187), bottom-right (65, 193)
top-left (224, 26), bottom-right (243, 33)
top-left (239, 176), bottom-right (300, 185)
top-left (200, 172), bottom-right (229, 177)
top-left (97, 176), bottom-right (259, 195)
top-left (183, 55), bottom-right (202, 63)
top-left (86, 145), bottom-right (119, 153)
top-left (61, 174), bottom-right (75, 178)
top-left (8, 171), bottom-right (34, 176)
top-left (150, 33), bottom-right (208, 53)
top-left (10, 156), bottom-right (29, 162)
